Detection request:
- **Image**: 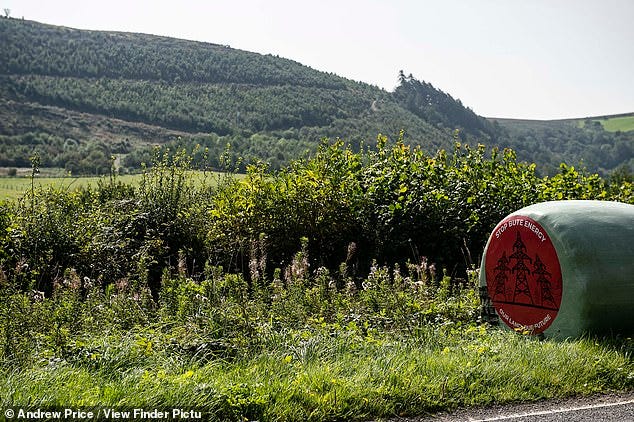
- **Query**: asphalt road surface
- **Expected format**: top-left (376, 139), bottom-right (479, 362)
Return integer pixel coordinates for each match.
top-left (393, 392), bottom-right (634, 422)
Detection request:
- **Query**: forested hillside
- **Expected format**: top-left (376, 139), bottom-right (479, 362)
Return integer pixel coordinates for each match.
top-left (492, 116), bottom-right (634, 175)
top-left (1, 17), bottom-right (632, 175)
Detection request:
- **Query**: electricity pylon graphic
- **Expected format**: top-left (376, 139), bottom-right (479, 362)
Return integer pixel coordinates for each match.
top-left (533, 254), bottom-right (555, 307)
top-left (492, 251), bottom-right (510, 300)
top-left (509, 232), bottom-right (533, 304)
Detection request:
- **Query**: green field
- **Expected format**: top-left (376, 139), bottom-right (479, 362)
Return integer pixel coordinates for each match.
top-left (0, 171), bottom-right (231, 200)
top-left (598, 115), bottom-right (634, 132)
top-left (578, 114), bottom-right (634, 132)
top-left (0, 174), bottom-right (142, 200)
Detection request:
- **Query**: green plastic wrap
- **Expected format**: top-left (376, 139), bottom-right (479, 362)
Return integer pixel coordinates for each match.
top-left (479, 200), bottom-right (634, 338)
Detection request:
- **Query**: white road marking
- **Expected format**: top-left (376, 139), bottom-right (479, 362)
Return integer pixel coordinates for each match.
top-left (468, 398), bottom-right (634, 421)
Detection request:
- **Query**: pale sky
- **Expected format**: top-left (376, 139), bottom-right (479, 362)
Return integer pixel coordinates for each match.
top-left (3, 0), bottom-right (633, 120)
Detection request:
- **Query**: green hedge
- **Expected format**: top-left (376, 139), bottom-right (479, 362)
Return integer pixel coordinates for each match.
top-left (0, 138), bottom-right (631, 295)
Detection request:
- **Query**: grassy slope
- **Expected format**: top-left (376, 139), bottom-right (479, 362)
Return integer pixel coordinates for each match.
top-left (570, 114), bottom-right (634, 132)
top-left (596, 115), bottom-right (634, 132)
top-left (0, 98), bottom-right (192, 147)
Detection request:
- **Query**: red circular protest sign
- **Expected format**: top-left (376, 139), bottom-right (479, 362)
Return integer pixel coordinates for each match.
top-left (485, 215), bottom-right (562, 334)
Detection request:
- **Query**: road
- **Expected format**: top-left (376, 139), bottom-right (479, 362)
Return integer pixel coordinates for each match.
top-left (394, 392), bottom-right (634, 422)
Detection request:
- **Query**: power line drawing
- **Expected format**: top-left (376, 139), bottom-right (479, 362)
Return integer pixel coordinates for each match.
top-left (492, 251), bottom-right (510, 301)
top-left (533, 254), bottom-right (555, 308)
top-left (509, 232), bottom-right (533, 304)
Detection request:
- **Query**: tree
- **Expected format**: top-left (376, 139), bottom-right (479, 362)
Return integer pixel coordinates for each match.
top-left (3, 9), bottom-right (10, 18)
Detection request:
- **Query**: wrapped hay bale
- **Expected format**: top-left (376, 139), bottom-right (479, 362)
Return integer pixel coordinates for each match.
top-left (479, 200), bottom-right (634, 338)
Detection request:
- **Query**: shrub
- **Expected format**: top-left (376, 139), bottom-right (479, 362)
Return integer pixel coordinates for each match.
top-left (1, 139), bottom-right (631, 298)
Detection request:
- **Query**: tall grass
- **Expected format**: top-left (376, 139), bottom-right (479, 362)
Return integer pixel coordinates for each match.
top-left (0, 266), bottom-right (632, 421)
top-left (1, 324), bottom-right (631, 421)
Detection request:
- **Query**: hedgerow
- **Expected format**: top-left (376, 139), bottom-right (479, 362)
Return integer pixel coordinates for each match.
top-left (0, 137), bottom-right (631, 297)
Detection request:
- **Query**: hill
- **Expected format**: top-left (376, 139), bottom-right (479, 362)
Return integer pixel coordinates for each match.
top-left (0, 17), bottom-right (632, 175)
top-left (490, 114), bottom-right (634, 175)
top-left (0, 17), bottom-right (451, 173)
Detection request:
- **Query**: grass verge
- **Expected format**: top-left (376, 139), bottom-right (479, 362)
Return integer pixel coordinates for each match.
top-left (0, 282), bottom-right (631, 421)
